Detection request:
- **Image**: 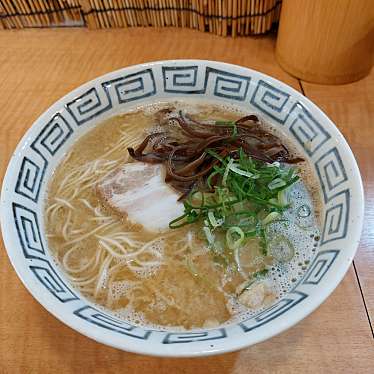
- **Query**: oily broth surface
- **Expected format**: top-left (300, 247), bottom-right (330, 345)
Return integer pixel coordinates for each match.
top-left (45, 101), bottom-right (321, 330)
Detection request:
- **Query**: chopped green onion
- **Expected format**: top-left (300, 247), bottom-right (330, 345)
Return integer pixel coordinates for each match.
top-left (168, 146), bottom-right (301, 268)
top-left (207, 211), bottom-right (223, 228)
top-left (268, 235), bottom-right (295, 262)
top-left (234, 246), bottom-right (247, 278)
top-left (259, 227), bottom-right (267, 256)
top-left (244, 231), bottom-right (257, 238)
top-left (278, 189), bottom-right (288, 206)
top-left (267, 161), bottom-right (280, 168)
top-left (203, 226), bottom-right (215, 246)
top-left (268, 178), bottom-right (286, 190)
top-left (222, 159), bottom-right (234, 186)
top-left (169, 213), bottom-right (188, 229)
top-left (215, 120), bottom-right (235, 126)
top-left (229, 163), bottom-right (258, 178)
top-left (226, 226), bottom-right (245, 250)
top-left (206, 149), bottom-right (225, 163)
top-left (262, 211), bottom-right (281, 225)
top-left (254, 268), bottom-right (269, 279)
top-left (269, 198), bottom-right (279, 206)
top-left (277, 175), bottom-right (300, 192)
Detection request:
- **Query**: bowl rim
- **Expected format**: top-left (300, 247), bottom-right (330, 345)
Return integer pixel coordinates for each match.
top-left (0, 59), bottom-right (365, 357)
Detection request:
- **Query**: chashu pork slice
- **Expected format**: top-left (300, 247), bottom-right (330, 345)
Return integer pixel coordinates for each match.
top-left (97, 162), bottom-right (184, 232)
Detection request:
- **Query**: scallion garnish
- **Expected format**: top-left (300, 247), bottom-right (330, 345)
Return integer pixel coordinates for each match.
top-left (226, 226), bottom-right (245, 250)
top-left (169, 147), bottom-right (300, 266)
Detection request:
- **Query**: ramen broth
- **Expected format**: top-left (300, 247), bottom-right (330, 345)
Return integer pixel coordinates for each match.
top-left (45, 101), bottom-right (321, 330)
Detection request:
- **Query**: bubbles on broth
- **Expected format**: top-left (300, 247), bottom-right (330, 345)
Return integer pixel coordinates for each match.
top-left (86, 177), bottom-right (320, 331)
top-left (226, 180), bottom-right (320, 324)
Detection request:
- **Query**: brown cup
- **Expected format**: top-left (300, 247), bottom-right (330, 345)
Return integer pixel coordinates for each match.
top-left (275, 0), bottom-right (374, 84)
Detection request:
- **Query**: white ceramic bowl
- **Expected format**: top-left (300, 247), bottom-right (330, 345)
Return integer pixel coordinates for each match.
top-left (0, 60), bottom-right (364, 357)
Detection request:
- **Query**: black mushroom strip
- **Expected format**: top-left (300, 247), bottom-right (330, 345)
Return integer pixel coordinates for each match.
top-left (127, 111), bottom-right (304, 198)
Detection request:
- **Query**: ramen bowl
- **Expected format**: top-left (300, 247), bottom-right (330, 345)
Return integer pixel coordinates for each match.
top-left (0, 60), bottom-right (364, 357)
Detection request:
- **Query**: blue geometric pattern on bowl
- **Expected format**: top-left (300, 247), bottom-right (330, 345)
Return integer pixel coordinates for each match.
top-left (10, 62), bottom-right (352, 345)
top-left (163, 66), bottom-right (250, 100)
top-left (74, 305), bottom-right (152, 339)
top-left (250, 80), bottom-right (290, 123)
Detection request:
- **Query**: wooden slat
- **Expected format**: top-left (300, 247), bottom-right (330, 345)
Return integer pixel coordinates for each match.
top-left (301, 71), bottom-right (374, 333)
top-left (0, 28), bottom-right (373, 373)
top-left (0, 0), bottom-right (280, 33)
